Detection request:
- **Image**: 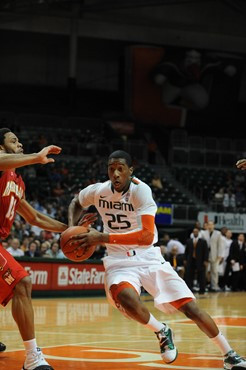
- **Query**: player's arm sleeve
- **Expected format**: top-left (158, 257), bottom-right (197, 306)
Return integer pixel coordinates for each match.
top-left (68, 184), bottom-right (98, 227)
top-left (108, 183), bottom-right (157, 246)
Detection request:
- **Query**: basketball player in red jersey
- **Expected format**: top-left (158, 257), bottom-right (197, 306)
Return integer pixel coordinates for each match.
top-left (0, 128), bottom-right (67, 370)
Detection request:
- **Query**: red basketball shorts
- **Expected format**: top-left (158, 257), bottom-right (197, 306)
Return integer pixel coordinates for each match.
top-left (0, 243), bottom-right (29, 306)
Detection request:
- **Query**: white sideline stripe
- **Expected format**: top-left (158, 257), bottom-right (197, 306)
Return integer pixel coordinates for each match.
top-left (142, 364), bottom-right (219, 369)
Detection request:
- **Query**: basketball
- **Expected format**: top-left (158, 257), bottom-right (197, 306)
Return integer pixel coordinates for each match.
top-left (60, 226), bottom-right (96, 262)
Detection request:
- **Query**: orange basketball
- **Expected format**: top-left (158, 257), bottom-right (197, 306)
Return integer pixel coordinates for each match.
top-left (60, 226), bottom-right (96, 262)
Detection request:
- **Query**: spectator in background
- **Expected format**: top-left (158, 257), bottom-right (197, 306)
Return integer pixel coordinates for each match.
top-left (167, 245), bottom-right (185, 279)
top-left (39, 241), bottom-right (51, 258)
top-left (240, 242), bottom-right (246, 291)
top-left (223, 191), bottom-right (230, 212)
top-left (12, 220), bottom-right (24, 241)
top-left (147, 139), bottom-right (157, 164)
top-left (229, 191), bottom-right (236, 211)
top-left (1, 240), bottom-right (9, 250)
top-left (7, 238), bottom-right (24, 257)
top-left (235, 171), bottom-right (245, 184)
top-left (151, 173), bottom-right (163, 190)
top-left (25, 241), bottom-right (40, 258)
top-left (235, 186), bottom-right (245, 208)
top-left (214, 187), bottom-right (224, 203)
top-left (185, 228), bottom-right (209, 294)
top-left (220, 229), bottom-right (233, 291)
top-left (163, 233), bottom-right (185, 255)
top-left (227, 233), bottom-right (246, 291)
top-left (23, 165), bottom-right (37, 180)
top-left (52, 182), bottom-right (65, 197)
top-left (202, 221), bottom-right (224, 292)
top-left (190, 221), bottom-right (204, 239)
top-left (45, 241), bottom-right (65, 258)
top-left (20, 236), bottom-right (31, 253)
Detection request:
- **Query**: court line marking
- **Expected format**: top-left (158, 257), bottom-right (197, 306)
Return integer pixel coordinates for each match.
top-left (142, 364), bottom-right (219, 369)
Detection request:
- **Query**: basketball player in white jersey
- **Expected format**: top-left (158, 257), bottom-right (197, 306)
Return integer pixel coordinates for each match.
top-left (68, 150), bottom-right (246, 370)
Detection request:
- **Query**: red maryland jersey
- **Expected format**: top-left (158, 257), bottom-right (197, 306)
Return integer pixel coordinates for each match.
top-left (0, 170), bottom-right (25, 239)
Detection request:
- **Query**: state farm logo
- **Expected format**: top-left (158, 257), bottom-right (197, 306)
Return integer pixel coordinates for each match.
top-left (25, 266), bottom-right (48, 285)
top-left (58, 266), bottom-right (105, 286)
top-left (58, 266), bottom-right (69, 286)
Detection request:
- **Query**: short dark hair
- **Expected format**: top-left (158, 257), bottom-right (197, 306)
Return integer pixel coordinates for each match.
top-left (0, 128), bottom-right (11, 146)
top-left (108, 150), bottom-right (132, 167)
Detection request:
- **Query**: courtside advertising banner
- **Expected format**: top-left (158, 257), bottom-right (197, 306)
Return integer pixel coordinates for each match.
top-left (155, 203), bottom-right (173, 225)
top-left (198, 212), bottom-right (246, 233)
top-left (19, 261), bottom-right (105, 291)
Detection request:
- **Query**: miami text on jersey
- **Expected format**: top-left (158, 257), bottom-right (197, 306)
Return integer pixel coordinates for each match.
top-left (99, 199), bottom-right (134, 212)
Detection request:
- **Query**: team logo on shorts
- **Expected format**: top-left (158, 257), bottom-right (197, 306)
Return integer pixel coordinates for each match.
top-left (0, 253), bottom-right (7, 271)
top-left (3, 268), bottom-right (16, 285)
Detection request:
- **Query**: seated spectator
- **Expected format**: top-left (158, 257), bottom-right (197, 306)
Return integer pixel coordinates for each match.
top-left (25, 241), bottom-right (40, 258)
top-left (167, 245), bottom-right (185, 279)
top-left (59, 161), bottom-right (69, 177)
top-left (23, 165), bottom-right (37, 179)
top-left (20, 236), bottom-right (31, 252)
top-left (214, 187), bottom-right (224, 204)
top-left (235, 172), bottom-right (245, 186)
top-left (12, 220), bottom-right (24, 241)
top-left (163, 233), bottom-right (185, 255)
top-left (7, 238), bottom-right (24, 257)
top-left (45, 241), bottom-right (65, 258)
top-left (52, 182), bottom-right (65, 197)
top-left (158, 243), bottom-right (168, 260)
top-left (39, 241), bottom-right (51, 258)
top-left (229, 191), bottom-right (236, 211)
top-left (235, 186), bottom-right (246, 208)
top-left (223, 191), bottom-right (230, 211)
top-left (151, 173), bottom-right (163, 190)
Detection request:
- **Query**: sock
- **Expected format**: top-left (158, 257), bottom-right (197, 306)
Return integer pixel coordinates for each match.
top-left (23, 338), bottom-right (37, 353)
top-left (145, 313), bottom-right (165, 332)
top-left (211, 332), bottom-right (232, 356)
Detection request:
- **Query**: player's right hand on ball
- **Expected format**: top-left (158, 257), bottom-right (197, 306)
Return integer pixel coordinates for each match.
top-left (37, 145), bottom-right (62, 164)
top-left (70, 228), bottom-right (104, 247)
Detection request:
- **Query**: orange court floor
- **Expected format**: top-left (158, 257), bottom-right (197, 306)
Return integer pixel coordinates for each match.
top-left (0, 292), bottom-right (245, 370)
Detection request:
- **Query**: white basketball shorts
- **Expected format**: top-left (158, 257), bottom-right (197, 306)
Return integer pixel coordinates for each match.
top-left (103, 246), bottom-right (195, 314)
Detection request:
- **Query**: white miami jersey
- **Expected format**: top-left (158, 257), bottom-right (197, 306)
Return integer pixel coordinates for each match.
top-left (78, 177), bottom-right (158, 254)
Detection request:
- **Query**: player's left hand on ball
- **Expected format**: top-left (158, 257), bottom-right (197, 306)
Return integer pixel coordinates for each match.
top-left (78, 213), bottom-right (98, 227)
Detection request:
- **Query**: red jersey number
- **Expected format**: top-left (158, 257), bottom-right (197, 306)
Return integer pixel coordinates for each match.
top-left (6, 195), bottom-right (17, 221)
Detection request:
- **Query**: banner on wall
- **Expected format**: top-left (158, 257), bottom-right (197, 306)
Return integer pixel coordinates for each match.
top-left (198, 212), bottom-right (246, 233)
top-left (155, 203), bottom-right (173, 225)
top-left (19, 261), bottom-right (105, 291)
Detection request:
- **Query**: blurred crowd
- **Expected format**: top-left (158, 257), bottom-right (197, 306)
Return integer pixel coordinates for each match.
top-left (158, 221), bottom-right (246, 293)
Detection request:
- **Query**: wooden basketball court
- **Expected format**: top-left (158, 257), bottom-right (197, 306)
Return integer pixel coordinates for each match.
top-left (0, 292), bottom-right (245, 369)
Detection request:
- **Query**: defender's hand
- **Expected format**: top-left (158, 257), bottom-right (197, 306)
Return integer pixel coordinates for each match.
top-left (236, 159), bottom-right (246, 170)
top-left (37, 145), bottom-right (62, 164)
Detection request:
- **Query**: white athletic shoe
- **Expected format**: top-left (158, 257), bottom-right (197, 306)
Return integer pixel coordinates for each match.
top-left (224, 350), bottom-right (246, 369)
top-left (22, 347), bottom-right (54, 370)
top-left (155, 323), bottom-right (178, 364)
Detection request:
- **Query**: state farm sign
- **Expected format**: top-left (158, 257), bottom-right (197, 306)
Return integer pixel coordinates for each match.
top-left (19, 261), bottom-right (105, 291)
